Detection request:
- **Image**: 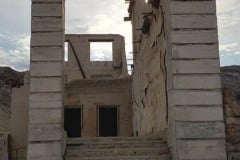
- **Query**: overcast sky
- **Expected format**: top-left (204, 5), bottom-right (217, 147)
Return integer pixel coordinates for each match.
top-left (0, 0), bottom-right (239, 71)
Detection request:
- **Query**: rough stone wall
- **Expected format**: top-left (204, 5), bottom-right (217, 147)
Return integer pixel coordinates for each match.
top-left (131, 0), bottom-right (169, 137)
top-left (64, 79), bottom-right (132, 137)
top-left (0, 67), bottom-right (24, 132)
top-left (9, 72), bottom-right (29, 160)
top-left (65, 34), bottom-right (128, 82)
top-left (221, 66), bottom-right (240, 160)
top-left (27, 0), bottom-right (65, 159)
top-left (223, 90), bottom-right (240, 160)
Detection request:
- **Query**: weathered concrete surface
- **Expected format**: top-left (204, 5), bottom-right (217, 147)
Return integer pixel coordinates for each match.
top-left (130, 0), bottom-right (168, 137)
top-left (27, 0), bottom-right (65, 159)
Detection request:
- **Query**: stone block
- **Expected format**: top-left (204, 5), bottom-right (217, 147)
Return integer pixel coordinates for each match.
top-left (30, 93), bottom-right (63, 109)
top-left (30, 77), bottom-right (63, 92)
top-left (173, 75), bottom-right (221, 89)
top-left (32, 3), bottom-right (63, 17)
top-left (170, 1), bottom-right (216, 14)
top-left (172, 59), bottom-right (220, 74)
top-left (171, 30), bottom-right (218, 44)
top-left (172, 44), bottom-right (219, 59)
top-left (172, 15), bottom-right (217, 29)
top-left (31, 47), bottom-right (63, 61)
top-left (175, 107), bottom-right (223, 121)
top-left (28, 124), bottom-right (62, 141)
top-left (27, 142), bottom-right (62, 158)
top-left (30, 62), bottom-right (63, 77)
top-left (177, 140), bottom-right (227, 160)
top-left (32, 17), bottom-right (63, 32)
top-left (176, 122), bottom-right (225, 139)
top-left (31, 32), bottom-right (63, 47)
top-left (30, 109), bottom-right (62, 124)
top-left (173, 91), bottom-right (222, 105)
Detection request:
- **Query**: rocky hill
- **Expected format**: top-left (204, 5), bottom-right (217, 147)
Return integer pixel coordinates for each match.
top-left (0, 67), bottom-right (25, 108)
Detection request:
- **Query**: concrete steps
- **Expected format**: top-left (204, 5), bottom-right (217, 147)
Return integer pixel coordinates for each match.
top-left (65, 137), bottom-right (171, 160)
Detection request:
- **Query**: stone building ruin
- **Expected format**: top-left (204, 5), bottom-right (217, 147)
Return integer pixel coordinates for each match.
top-left (1, 0), bottom-right (233, 160)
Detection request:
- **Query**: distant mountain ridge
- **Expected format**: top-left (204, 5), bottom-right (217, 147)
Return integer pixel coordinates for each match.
top-left (221, 65), bottom-right (240, 99)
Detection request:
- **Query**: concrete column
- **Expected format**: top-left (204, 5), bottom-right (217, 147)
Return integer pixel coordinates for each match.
top-left (27, 0), bottom-right (65, 159)
top-left (168, 0), bottom-right (227, 159)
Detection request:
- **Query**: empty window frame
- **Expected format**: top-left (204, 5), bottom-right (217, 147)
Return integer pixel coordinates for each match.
top-left (90, 42), bottom-right (113, 61)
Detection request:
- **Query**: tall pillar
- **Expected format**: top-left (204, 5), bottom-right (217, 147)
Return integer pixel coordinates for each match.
top-left (27, 0), bottom-right (65, 159)
top-left (168, 0), bottom-right (227, 159)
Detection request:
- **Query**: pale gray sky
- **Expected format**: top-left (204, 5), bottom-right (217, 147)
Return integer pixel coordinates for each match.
top-left (0, 0), bottom-right (239, 71)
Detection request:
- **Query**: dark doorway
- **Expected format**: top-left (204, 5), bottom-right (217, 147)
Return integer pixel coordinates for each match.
top-left (64, 108), bottom-right (82, 137)
top-left (99, 107), bottom-right (118, 137)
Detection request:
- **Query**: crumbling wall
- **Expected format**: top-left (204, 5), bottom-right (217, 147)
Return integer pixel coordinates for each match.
top-left (65, 34), bottom-right (128, 82)
top-left (131, 0), bottom-right (169, 137)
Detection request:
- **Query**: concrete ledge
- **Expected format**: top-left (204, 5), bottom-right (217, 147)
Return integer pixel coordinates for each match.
top-left (31, 32), bottom-right (63, 47)
top-left (171, 30), bottom-right (218, 44)
top-left (27, 157), bottom-right (62, 160)
top-left (27, 142), bottom-right (62, 158)
top-left (172, 15), bottom-right (217, 29)
top-left (31, 47), bottom-right (63, 61)
top-left (173, 90), bottom-right (222, 105)
top-left (172, 59), bottom-right (220, 74)
top-left (28, 124), bottom-right (62, 141)
top-left (170, 1), bottom-right (216, 14)
top-left (177, 140), bottom-right (227, 160)
top-left (173, 75), bottom-right (221, 89)
top-left (32, 3), bottom-right (63, 17)
top-left (30, 109), bottom-right (62, 124)
top-left (175, 107), bottom-right (224, 121)
top-left (32, 0), bottom-right (62, 3)
top-left (32, 17), bottom-right (63, 32)
top-left (30, 77), bottom-right (63, 92)
top-left (30, 62), bottom-right (63, 77)
top-left (30, 93), bottom-right (63, 109)
top-left (172, 44), bottom-right (219, 59)
top-left (176, 122), bottom-right (225, 139)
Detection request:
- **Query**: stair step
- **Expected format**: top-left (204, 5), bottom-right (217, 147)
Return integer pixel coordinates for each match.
top-left (66, 155), bottom-right (171, 160)
top-left (66, 148), bottom-right (169, 157)
top-left (67, 137), bottom-right (165, 144)
top-left (67, 142), bottom-right (167, 149)
top-left (65, 137), bottom-right (171, 160)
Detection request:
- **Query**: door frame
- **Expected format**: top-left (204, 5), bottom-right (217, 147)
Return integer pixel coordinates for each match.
top-left (64, 105), bottom-right (83, 137)
top-left (97, 105), bottom-right (119, 137)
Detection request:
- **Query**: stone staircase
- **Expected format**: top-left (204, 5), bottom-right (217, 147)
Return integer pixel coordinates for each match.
top-left (65, 137), bottom-right (171, 160)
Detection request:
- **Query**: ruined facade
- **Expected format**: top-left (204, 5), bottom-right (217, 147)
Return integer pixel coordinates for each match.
top-left (0, 0), bottom-right (233, 160)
